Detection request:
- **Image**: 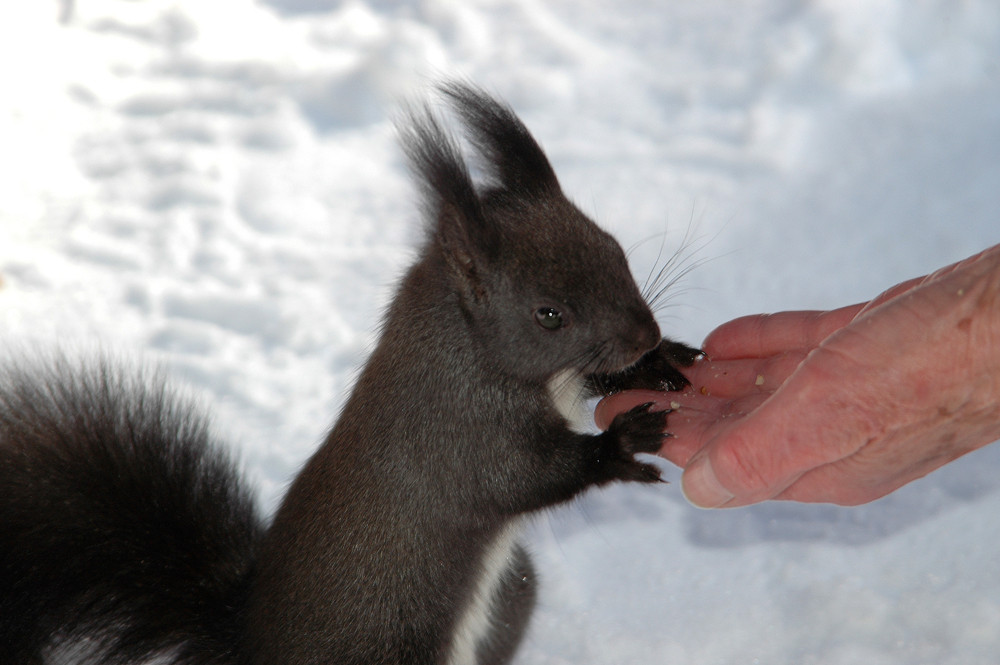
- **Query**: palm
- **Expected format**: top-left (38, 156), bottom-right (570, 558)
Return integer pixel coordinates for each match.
top-left (596, 244), bottom-right (1000, 507)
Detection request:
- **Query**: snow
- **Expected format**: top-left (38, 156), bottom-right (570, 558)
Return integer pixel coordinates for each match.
top-left (2, 1), bottom-right (999, 663)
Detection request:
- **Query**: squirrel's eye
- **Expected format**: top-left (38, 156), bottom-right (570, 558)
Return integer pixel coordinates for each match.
top-left (534, 307), bottom-right (564, 330)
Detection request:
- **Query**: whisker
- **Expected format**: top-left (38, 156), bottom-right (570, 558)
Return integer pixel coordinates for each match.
top-left (647, 253), bottom-right (705, 310)
top-left (574, 342), bottom-right (609, 381)
top-left (641, 220), bottom-right (697, 301)
top-left (630, 231), bottom-right (673, 303)
top-left (639, 213), bottom-right (727, 315)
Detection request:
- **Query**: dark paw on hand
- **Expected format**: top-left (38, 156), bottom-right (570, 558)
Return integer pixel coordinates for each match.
top-left (637, 340), bottom-right (704, 391)
top-left (596, 338), bottom-right (704, 394)
top-left (604, 402), bottom-right (670, 483)
top-left (610, 402), bottom-right (669, 454)
top-left (659, 340), bottom-right (706, 368)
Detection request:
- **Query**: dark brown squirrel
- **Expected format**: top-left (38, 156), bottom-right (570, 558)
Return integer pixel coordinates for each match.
top-left (0, 82), bottom-right (701, 665)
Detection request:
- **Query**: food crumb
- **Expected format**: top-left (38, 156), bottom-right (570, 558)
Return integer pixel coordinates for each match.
top-left (670, 401), bottom-right (681, 410)
top-left (699, 385), bottom-right (710, 396)
top-left (755, 374), bottom-right (765, 386)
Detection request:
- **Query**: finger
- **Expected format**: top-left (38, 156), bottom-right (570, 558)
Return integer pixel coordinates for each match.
top-left (703, 305), bottom-right (866, 360)
top-left (594, 388), bottom-right (744, 457)
top-left (681, 431), bottom-right (807, 509)
top-left (682, 353), bottom-right (807, 399)
top-left (593, 379), bottom-right (744, 432)
top-left (660, 391), bottom-right (769, 467)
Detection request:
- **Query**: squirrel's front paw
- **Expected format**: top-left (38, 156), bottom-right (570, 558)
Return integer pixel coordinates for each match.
top-left (629, 340), bottom-right (704, 392)
top-left (600, 402), bottom-right (670, 484)
top-left (592, 338), bottom-right (704, 395)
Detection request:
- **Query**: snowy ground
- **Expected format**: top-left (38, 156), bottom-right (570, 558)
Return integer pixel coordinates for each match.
top-left (2, 1), bottom-right (1000, 663)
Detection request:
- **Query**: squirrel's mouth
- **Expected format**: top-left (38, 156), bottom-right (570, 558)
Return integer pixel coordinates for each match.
top-left (599, 332), bottom-right (661, 376)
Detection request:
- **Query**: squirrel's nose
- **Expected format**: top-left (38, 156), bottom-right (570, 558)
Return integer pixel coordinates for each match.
top-left (625, 307), bottom-right (661, 357)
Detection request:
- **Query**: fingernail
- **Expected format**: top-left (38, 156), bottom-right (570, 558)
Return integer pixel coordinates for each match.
top-left (682, 455), bottom-right (734, 509)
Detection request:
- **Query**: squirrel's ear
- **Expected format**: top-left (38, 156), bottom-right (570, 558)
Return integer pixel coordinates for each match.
top-left (397, 101), bottom-right (499, 297)
top-left (439, 81), bottom-right (560, 197)
top-left (435, 201), bottom-right (493, 299)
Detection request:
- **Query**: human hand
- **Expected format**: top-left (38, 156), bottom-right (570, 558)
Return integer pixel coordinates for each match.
top-left (595, 244), bottom-right (1000, 508)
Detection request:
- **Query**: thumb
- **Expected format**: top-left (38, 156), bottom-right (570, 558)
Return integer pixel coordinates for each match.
top-left (680, 429), bottom-right (804, 509)
top-left (677, 377), bottom-right (826, 509)
top-left (678, 349), bottom-right (871, 508)
top-left (680, 453), bottom-right (736, 509)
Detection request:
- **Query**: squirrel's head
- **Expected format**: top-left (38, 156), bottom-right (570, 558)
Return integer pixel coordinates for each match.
top-left (400, 82), bottom-right (660, 382)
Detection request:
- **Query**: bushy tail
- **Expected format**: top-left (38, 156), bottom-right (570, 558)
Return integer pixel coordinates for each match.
top-left (0, 358), bottom-right (263, 664)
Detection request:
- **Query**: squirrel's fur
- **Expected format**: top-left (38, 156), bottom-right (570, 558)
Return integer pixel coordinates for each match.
top-left (0, 83), bottom-right (700, 665)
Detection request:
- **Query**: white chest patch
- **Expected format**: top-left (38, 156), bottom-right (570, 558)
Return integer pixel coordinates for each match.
top-left (546, 368), bottom-right (591, 433)
top-left (446, 521), bottom-right (523, 665)
top-left (445, 370), bottom-right (590, 664)
top-left (45, 635), bottom-right (176, 665)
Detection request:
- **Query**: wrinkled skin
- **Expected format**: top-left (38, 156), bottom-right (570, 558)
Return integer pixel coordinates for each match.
top-left (597, 244), bottom-right (1000, 508)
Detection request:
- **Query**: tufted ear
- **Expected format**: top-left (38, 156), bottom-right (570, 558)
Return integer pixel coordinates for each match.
top-left (397, 101), bottom-right (499, 297)
top-left (439, 81), bottom-right (561, 197)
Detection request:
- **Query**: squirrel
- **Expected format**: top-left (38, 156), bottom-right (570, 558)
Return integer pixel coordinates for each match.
top-left (0, 82), bottom-right (702, 665)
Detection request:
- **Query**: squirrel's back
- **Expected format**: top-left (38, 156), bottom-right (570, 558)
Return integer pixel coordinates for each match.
top-left (0, 358), bottom-right (262, 665)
